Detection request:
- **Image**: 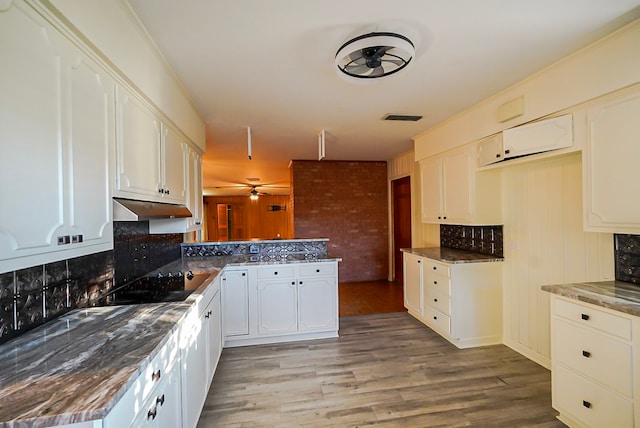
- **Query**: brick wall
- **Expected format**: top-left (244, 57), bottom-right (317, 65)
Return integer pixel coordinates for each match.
top-left (290, 160), bottom-right (388, 282)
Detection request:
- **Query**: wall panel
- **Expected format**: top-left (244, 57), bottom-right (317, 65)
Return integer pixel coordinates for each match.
top-left (501, 152), bottom-right (614, 368)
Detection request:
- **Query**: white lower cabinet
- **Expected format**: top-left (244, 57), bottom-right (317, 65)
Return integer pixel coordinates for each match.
top-left (403, 252), bottom-right (502, 348)
top-left (103, 331), bottom-right (180, 428)
top-left (180, 276), bottom-right (222, 428)
top-left (222, 269), bottom-right (250, 337)
top-left (403, 252), bottom-right (423, 316)
top-left (224, 262), bottom-right (339, 347)
top-left (550, 296), bottom-right (639, 428)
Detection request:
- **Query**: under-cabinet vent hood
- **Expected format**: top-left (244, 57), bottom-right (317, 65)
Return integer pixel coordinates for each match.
top-left (113, 198), bottom-right (192, 221)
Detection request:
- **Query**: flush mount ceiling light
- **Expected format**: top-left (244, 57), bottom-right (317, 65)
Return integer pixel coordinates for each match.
top-left (335, 32), bottom-right (415, 79)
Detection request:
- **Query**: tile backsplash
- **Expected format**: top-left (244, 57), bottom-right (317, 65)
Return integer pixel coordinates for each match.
top-left (113, 221), bottom-right (182, 286)
top-left (0, 250), bottom-right (113, 344)
top-left (0, 221), bottom-right (183, 345)
top-left (440, 225), bottom-right (503, 257)
top-left (615, 234), bottom-right (640, 285)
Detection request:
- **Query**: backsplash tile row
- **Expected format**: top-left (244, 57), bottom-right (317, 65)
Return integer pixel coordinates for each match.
top-left (182, 240), bottom-right (328, 258)
top-left (0, 251), bottom-right (113, 344)
top-left (440, 225), bottom-right (503, 257)
top-left (615, 234), bottom-right (640, 285)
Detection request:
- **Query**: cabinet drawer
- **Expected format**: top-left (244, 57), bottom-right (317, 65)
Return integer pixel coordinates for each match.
top-left (554, 364), bottom-right (634, 428)
top-left (554, 298), bottom-right (631, 340)
top-left (257, 265), bottom-right (294, 279)
top-left (104, 332), bottom-right (179, 427)
top-left (424, 306), bottom-right (450, 335)
top-left (299, 263), bottom-right (336, 277)
top-left (425, 289), bottom-right (450, 316)
top-left (554, 318), bottom-right (632, 397)
top-left (423, 259), bottom-right (451, 277)
top-left (423, 272), bottom-right (451, 295)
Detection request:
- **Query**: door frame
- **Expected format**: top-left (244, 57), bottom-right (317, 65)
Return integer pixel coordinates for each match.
top-left (390, 175), bottom-right (412, 283)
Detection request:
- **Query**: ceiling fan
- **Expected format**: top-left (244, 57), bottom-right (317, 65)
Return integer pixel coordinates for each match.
top-left (212, 182), bottom-right (289, 198)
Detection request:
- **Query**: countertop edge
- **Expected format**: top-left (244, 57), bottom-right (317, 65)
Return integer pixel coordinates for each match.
top-left (401, 247), bottom-right (504, 264)
top-left (542, 281), bottom-right (640, 317)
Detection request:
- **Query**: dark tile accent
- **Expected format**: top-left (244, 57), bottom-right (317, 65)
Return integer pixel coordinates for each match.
top-left (113, 221), bottom-right (182, 286)
top-left (440, 225), bottom-right (503, 257)
top-left (615, 234), bottom-right (640, 286)
top-left (15, 266), bottom-right (44, 332)
top-left (44, 260), bottom-right (68, 320)
top-left (0, 272), bottom-right (15, 341)
top-left (68, 251), bottom-right (114, 308)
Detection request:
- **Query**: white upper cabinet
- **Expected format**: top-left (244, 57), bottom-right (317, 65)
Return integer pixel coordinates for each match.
top-left (0, 1), bottom-right (113, 273)
top-left (503, 114), bottom-right (573, 159)
top-left (583, 86), bottom-right (640, 233)
top-left (114, 86), bottom-right (187, 204)
top-left (477, 134), bottom-right (504, 167)
top-left (420, 144), bottom-right (501, 225)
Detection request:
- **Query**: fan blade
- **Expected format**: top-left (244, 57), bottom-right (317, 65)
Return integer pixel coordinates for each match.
top-left (348, 52), bottom-right (367, 65)
top-left (370, 66), bottom-right (385, 77)
top-left (381, 58), bottom-right (405, 66)
top-left (344, 64), bottom-right (371, 75)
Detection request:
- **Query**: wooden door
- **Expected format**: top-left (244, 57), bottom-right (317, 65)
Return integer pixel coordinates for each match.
top-left (392, 176), bottom-right (412, 283)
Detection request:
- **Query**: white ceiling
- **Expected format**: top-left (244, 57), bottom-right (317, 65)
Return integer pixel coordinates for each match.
top-left (128, 0), bottom-right (640, 196)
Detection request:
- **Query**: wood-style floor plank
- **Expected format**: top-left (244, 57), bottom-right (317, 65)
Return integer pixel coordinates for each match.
top-left (197, 313), bottom-right (564, 427)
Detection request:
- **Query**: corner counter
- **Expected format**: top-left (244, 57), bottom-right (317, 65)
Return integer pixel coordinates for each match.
top-left (542, 280), bottom-right (640, 427)
top-left (401, 247), bottom-right (504, 263)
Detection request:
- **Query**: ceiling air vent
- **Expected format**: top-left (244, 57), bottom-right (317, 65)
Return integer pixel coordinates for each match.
top-left (383, 114), bottom-right (422, 122)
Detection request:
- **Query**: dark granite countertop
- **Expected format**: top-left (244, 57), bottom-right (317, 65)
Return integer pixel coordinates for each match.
top-left (0, 254), bottom-right (339, 427)
top-left (541, 281), bottom-right (640, 317)
top-left (401, 247), bottom-right (504, 263)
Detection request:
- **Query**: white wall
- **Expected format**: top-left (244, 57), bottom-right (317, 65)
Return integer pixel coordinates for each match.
top-left (501, 152), bottom-right (613, 368)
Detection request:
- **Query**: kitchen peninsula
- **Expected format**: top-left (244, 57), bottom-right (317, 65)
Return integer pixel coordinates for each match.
top-left (0, 239), bottom-right (340, 428)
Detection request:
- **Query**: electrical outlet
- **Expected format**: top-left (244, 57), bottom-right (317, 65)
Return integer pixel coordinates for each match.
top-left (249, 245), bottom-right (259, 254)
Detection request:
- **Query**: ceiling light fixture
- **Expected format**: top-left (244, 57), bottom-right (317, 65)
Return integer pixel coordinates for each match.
top-left (249, 186), bottom-right (259, 200)
top-left (335, 32), bottom-right (415, 79)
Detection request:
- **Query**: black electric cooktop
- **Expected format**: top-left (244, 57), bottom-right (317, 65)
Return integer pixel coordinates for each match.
top-left (92, 271), bottom-right (210, 306)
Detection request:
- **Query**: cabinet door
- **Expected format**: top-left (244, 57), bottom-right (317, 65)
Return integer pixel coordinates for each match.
top-left (66, 52), bottom-right (114, 249)
top-left (419, 158), bottom-right (443, 222)
top-left (207, 288), bottom-right (222, 385)
top-left (188, 148), bottom-right (204, 230)
top-left (503, 114), bottom-right (573, 159)
top-left (0, 3), bottom-right (66, 267)
top-left (257, 279), bottom-right (298, 335)
top-left (442, 148), bottom-right (472, 223)
top-left (298, 277), bottom-right (337, 331)
top-left (584, 89), bottom-right (640, 233)
top-left (161, 123), bottom-right (188, 204)
top-left (477, 134), bottom-right (504, 167)
top-left (115, 86), bottom-right (163, 200)
top-left (180, 310), bottom-right (208, 428)
top-left (403, 253), bottom-right (422, 315)
top-left (222, 270), bottom-right (249, 336)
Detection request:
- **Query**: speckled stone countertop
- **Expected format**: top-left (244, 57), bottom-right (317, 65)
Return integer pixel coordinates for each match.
top-left (401, 247), bottom-right (504, 263)
top-left (542, 281), bottom-right (640, 317)
top-left (0, 254), bottom-right (340, 427)
top-left (0, 302), bottom-right (196, 427)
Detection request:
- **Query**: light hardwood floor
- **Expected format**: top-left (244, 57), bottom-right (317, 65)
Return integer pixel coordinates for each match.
top-left (198, 313), bottom-right (564, 427)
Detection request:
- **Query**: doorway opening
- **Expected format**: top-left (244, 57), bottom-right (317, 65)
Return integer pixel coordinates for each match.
top-left (392, 176), bottom-right (412, 284)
